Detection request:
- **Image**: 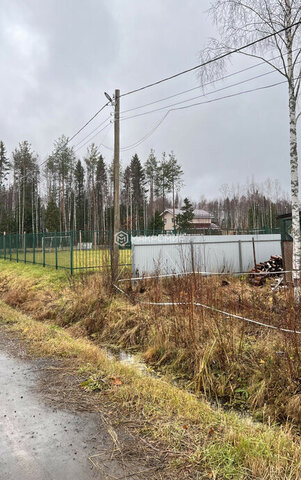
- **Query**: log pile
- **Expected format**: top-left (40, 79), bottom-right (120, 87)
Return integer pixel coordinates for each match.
top-left (248, 255), bottom-right (283, 286)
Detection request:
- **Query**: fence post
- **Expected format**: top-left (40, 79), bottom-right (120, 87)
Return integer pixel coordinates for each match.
top-left (252, 237), bottom-right (257, 272)
top-left (42, 232), bottom-right (45, 267)
top-left (70, 230), bottom-right (73, 275)
top-left (238, 240), bottom-right (243, 273)
top-left (9, 233), bottom-right (12, 261)
top-left (3, 232), bottom-right (6, 259)
top-left (16, 234), bottom-right (19, 262)
top-left (24, 232), bottom-right (27, 264)
top-left (33, 233), bottom-right (36, 264)
top-left (55, 231), bottom-right (58, 269)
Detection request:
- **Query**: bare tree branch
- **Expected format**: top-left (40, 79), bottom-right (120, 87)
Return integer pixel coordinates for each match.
top-left (239, 51), bottom-right (288, 78)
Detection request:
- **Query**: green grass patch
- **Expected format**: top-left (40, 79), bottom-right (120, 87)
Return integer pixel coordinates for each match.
top-left (0, 259), bottom-right (69, 289)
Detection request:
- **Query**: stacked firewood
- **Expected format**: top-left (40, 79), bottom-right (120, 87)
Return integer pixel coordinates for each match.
top-left (248, 255), bottom-right (283, 286)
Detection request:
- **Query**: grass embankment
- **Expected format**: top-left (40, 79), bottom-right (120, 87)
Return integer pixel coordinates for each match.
top-left (0, 260), bottom-right (299, 426)
top-left (0, 260), bottom-right (301, 478)
top-left (1, 300), bottom-right (301, 479)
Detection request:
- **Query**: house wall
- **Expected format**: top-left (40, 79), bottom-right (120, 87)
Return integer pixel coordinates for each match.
top-left (192, 218), bottom-right (210, 225)
top-left (163, 212), bottom-right (174, 231)
top-left (163, 211), bottom-right (212, 231)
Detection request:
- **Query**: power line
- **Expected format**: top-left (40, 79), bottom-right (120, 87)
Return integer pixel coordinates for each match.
top-left (121, 78), bottom-right (288, 122)
top-left (120, 69), bottom-right (282, 120)
top-left (120, 21), bottom-right (301, 97)
top-left (102, 78), bottom-right (288, 152)
top-left (72, 116), bottom-right (111, 151)
top-left (68, 101), bottom-right (110, 142)
top-left (16, 102), bottom-right (111, 182)
top-left (72, 116), bottom-right (111, 148)
top-left (74, 122), bottom-right (111, 153)
top-left (166, 79), bottom-right (290, 113)
top-left (102, 112), bottom-right (170, 152)
top-left (14, 23), bottom-right (301, 182)
top-left (73, 57), bottom-right (300, 152)
top-left (98, 123), bottom-right (114, 151)
top-left (120, 47), bottom-right (301, 114)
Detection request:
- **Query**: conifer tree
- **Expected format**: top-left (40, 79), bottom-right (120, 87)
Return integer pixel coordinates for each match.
top-left (176, 198), bottom-right (194, 231)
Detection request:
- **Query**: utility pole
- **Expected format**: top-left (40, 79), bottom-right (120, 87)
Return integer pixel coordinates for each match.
top-left (112, 89), bottom-right (120, 283)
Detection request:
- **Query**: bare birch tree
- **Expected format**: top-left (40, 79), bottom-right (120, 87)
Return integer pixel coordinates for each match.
top-left (200, 0), bottom-right (301, 297)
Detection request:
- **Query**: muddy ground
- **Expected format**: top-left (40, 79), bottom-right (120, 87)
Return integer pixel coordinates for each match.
top-left (0, 327), bottom-right (169, 480)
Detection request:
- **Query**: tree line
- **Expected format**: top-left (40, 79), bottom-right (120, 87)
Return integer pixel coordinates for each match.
top-left (0, 137), bottom-right (183, 235)
top-left (0, 137), bottom-right (290, 235)
top-left (197, 180), bottom-right (290, 231)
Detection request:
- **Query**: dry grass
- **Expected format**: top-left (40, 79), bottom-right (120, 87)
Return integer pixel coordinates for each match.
top-left (0, 260), bottom-right (300, 426)
top-left (0, 300), bottom-right (301, 479)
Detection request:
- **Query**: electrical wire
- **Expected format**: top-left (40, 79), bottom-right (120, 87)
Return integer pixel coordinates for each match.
top-left (120, 69), bottom-right (282, 120)
top-left (73, 122), bottom-right (112, 153)
top-left (101, 78), bottom-right (289, 152)
top-left (72, 116), bottom-right (111, 149)
top-left (120, 47), bottom-right (301, 114)
top-left (98, 123), bottom-right (113, 151)
top-left (120, 20), bottom-right (301, 97)
top-left (15, 22), bottom-right (301, 179)
top-left (68, 102), bottom-right (110, 142)
top-left (15, 102), bottom-right (111, 182)
top-left (120, 78), bottom-right (289, 122)
top-left (101, 112), bottom-right (170, 152)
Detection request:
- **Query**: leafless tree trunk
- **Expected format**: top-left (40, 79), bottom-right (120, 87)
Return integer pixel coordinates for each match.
top-left (201, 0), bottom-right (301, 298)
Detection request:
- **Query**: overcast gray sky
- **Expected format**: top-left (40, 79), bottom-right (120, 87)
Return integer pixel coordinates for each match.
top-left (0, 0), bottom-right (298, 200)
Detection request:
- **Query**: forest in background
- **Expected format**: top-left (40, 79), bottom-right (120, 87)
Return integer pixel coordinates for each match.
top-left (0, 137), bottom-right (291, 234)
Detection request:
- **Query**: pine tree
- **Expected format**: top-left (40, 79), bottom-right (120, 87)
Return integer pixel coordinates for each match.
top-left (130, 154), bottom-right (145, 230)
top-left (155, 152), bottom-right (171, 212)
top-left (148, 210), bottom-right (164, 233)
top-left (48, 136), bottom-right (75, 232)
top-left (74, 160), bottom-right (85, 231)
top-left (176, 198), bottom-right (194, 231)
top-left (121, 165), bottom-right (132, 231)
top-left (0, 141), bottom-right (9, 189)
top-left (13, 141), bottom-right (39, 234)
top-left (167, 151), bottom-right (183, 231)
top-left (0, 141), bottom-right (10, 231)
top-left (95, 154), bottom-right (108, 236)
top-left (84, 143), bottom-right (99, 231)
top-left (45, 197), bottom-right (60, 231)
top-left (145, 149), bottom-right (157, 217)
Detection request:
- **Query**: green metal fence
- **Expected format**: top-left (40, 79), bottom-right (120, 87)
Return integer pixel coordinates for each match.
top-left (0, 230), bottom-right (131, 274)
top-left (0, 227), bottom-right (280, 274)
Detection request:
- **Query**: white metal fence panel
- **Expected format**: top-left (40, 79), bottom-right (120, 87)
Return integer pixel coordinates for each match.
top-left (131, 234), bottom-right (281, 276)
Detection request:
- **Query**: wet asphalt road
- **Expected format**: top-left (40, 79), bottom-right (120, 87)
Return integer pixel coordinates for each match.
top-left (0, 338), bottom-right (133, 480)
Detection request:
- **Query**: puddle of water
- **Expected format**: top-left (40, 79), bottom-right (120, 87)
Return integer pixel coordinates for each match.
top-left (105, 347), bottom-right (158, 378)
top-left (103, 345), bottom-right (261, 428)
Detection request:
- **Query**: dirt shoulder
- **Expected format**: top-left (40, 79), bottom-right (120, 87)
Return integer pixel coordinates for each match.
top-left (0, 326), bottom-right (169, 480)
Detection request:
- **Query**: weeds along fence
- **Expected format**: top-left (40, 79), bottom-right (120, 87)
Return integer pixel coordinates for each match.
top-left (131, 233), bottom-right (282, 276)
top-left (0, 230), bottom-right (131, 274)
